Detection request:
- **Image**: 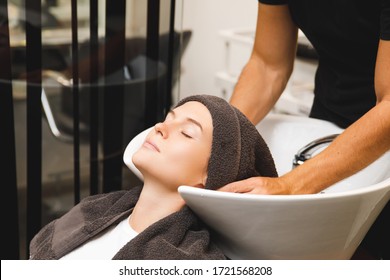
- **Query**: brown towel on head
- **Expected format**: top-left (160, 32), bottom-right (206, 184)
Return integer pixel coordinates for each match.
top-left (176, 95), bottom-right (278, 190)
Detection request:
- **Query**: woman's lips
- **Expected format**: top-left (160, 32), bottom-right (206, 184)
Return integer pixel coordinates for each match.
top-left (143, 140), bottom-right (160, 152)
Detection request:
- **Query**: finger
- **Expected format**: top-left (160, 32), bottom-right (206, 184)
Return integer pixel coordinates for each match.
top-left (218, 180), bottom-right (254, 193)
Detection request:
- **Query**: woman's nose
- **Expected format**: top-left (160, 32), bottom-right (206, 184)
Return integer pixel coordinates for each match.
top-left (154, 122), bottom-right (168, 138)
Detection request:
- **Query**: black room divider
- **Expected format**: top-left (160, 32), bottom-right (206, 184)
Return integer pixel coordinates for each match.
top-left (0, 0), bottom-right (185, 259)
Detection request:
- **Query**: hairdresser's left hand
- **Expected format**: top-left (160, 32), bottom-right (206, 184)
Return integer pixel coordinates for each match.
top-left (218, 176), bottom-right (292, 195)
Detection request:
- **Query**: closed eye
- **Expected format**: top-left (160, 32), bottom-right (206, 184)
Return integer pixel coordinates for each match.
top-left (181, 132), bottom-right (193, 139)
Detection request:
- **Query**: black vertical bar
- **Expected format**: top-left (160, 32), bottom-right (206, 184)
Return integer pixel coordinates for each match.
top-left (103, 0), bottom-right (126, 192)
top-left (89, 0), bottom-right (99, 195)
top-left (146, 0), bottom-right (160, 62)
top-left (25, 0), bottom-right (42, 258)
top-left (145, 0), bottom-right (160, 127)
top-left (71, 0), bottom-right (80, 204)
top-left (0, 0), bottom-right (19, 259)
top-left (165, 0), bottom-right (176, 113)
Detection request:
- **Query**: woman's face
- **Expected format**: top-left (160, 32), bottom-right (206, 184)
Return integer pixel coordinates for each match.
top-left (132, 101), bottom-right (213, 189)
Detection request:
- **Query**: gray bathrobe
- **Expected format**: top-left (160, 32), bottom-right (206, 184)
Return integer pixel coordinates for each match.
top-left (29, 185), bottom-right (226, 260)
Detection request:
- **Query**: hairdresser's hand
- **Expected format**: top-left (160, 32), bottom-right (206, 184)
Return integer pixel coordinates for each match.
top-left (218, 176), bottom-right (292, 195)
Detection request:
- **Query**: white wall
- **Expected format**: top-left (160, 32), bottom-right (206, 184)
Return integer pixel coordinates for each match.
top-left (179, 0), bottom-right (258, 99)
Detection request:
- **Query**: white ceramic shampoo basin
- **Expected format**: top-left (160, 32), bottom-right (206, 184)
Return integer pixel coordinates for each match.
top-left (124, 113), bottom-right (390, 259)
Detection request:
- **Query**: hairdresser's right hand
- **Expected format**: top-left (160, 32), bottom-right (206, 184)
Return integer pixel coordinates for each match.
top-left (218, 176), bottom-right (292, 195)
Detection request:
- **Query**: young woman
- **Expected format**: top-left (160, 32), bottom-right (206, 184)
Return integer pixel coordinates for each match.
top-left (29, 94), bottom-right (278, 260)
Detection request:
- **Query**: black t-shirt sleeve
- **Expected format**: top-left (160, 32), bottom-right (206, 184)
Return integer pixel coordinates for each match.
top-left (258, 0), bottom-right (288, 5)
top-left (381, 0), bottom-right (390, 40)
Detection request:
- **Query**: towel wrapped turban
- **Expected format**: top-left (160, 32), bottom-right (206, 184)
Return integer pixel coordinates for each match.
top-left (175, 95), bottom-right (278, 190)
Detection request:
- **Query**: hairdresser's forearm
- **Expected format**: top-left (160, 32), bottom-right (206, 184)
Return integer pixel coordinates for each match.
top-left (281, 100), bottom-right (390, 194)
top-left (230, 56), bottom-right (290, 124)
top-left (230, 3), bottom-right (297, 125)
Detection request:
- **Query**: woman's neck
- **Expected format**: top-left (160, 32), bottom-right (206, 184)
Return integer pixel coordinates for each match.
top-left (129, 178), bottom-right (185, 233)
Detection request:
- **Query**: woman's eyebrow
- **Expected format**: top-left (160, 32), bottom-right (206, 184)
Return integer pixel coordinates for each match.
top-left (168, 109), bottom-right (203, 131)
